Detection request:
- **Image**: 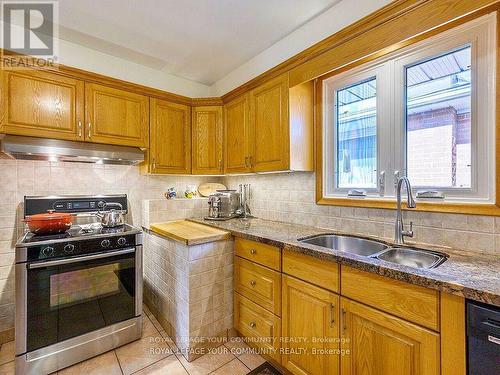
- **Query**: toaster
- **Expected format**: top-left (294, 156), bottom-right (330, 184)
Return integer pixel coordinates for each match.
top-left (205, 190), bottom-right (241, 220)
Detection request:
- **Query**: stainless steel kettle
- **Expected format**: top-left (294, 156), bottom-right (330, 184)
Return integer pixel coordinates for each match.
top-left (95, 202), bottom-right (125, 227)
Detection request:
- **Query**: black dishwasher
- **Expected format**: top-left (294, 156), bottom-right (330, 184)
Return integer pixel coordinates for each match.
top-left (467, 300), bottom-right (500, 375)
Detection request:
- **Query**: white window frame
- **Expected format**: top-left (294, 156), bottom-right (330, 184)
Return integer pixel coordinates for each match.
top-left (322, 13), bottom-right (496, 203)
top-left (324, 64), bottom-right (391, 196)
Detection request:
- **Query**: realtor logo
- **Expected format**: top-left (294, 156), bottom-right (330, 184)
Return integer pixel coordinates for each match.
top-left (1, 0), bottom-right (58, 68)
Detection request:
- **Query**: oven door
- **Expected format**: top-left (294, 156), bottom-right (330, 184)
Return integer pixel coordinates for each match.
top-left (22, 248), bottom-right (138, 353)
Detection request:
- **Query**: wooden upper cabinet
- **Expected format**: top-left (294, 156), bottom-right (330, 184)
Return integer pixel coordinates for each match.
top-left (149, 98), bottom-right (191, 174)
top-left (85, 83), bottom-right (149, 147)
top-left (282, 275), bottom-right (340, 375)
top-left (0, 70), bottom-right (84, 141)
top-left (224, 94), bottom-right (251, 173)
top-left (191, 106), bottom-right (223, 174)
top-left (341, 297), bottom-right (440, 375)
top-left (249, 73), bottom-right (290, 172)
top-left (245, 73), bottom-right (313, 173)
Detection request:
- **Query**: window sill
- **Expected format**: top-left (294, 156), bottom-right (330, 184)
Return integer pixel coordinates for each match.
top-left (316, 197), bottom-right (500, 216)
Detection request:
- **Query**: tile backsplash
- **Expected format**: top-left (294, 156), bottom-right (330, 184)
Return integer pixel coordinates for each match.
top-left (223, 172), bottom-right (500, 255)
top-left (1, 160), bottom-right (498, 339)
top-left (0, 158), bottom-right (217, 337)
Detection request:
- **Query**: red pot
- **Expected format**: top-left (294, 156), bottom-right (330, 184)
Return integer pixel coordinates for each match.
top-left (24, 210), bottom-right (74, 235)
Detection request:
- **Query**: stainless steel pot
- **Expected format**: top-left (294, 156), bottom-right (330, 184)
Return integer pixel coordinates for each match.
top-left (95, 202), bottom-right (125, 227)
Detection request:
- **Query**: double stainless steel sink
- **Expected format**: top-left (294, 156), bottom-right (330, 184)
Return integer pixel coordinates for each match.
top-left (299, 234), bottom-right (447, 269)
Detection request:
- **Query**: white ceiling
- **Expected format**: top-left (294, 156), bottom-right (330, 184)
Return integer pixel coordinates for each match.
top-left (58, 0), bottom-right (339, 85)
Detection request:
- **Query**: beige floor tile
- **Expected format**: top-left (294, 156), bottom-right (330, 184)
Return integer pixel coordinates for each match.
top-left (58, 351), bottom-right (122, 375)
top-left (143, 315), bottom-right (160, 337)
top-left (133, 356), bottom-right (188, 375)
top-left (238, 351), bottom-right (265, 371)
top-left (0, 361), bottom-right (14, 375)
top-left (148, 314), bottom-right (165, 332)
top-left (0, 342), bottom-right (14, 366)
top-left (159, 331), bottom-right (179, 352)
top-left (176, 346), bottom-right (235, 375)
top-left (224, 337), bottom-right (250, 357)
top-left (143, 304), bottom-right (152, 317)
top-left (210, 358), bottom-right (249, 375)
top-left (115, 335), bottom-right (173, 375)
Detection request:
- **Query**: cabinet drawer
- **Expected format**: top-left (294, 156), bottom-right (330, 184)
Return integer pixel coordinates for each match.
top-left (283, 249), bottom-right (339, 293)
top-left (234, 292), bottom-right (281, 364)
top-left (235, 238), bottom-right (281, 271)
top-left (341, 266), bottom-right (440, 331)
top-left (234, 256), bottom-right (281, 316)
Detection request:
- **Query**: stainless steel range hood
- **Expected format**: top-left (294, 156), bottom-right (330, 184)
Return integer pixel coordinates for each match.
top-left (0, 135), bottom-right (145, 165)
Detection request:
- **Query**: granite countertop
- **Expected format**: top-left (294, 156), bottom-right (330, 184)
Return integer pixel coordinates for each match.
top-left (190, 217), bottom-right (500, 307)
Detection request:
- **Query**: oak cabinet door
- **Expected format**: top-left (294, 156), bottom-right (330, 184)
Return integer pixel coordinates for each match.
top-left (191, 106), bottom-right (223, 174)
top-left (249, 73), bottom-right (289, 172)
top-left (85, 83), bottom-right (149, 147)
top-left (341, 298), bottom-right (440, 375)
top-left (150, 98), bottom-right (191, 174)
top-left (0, 70), bottom-right (84, 140)
top-left (234, 293), bottom-right (282, 364)
top-left (282, 275), bottom-right (340, 375)
top-left (224, 94), bottom-right (251, 173)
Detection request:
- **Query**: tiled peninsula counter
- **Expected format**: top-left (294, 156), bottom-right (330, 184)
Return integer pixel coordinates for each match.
top-left (142, 220), bottom-right (234, 361)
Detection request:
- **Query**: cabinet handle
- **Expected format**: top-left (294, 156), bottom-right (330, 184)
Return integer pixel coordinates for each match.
top-left (250, 280), bottom-right (256, 287)
top-left (152, 158), bottom-right (156, 171)
top-left (87, 122), bottom-right (92, 138)
top-left (244, 156), bottom-right (249, 168)
top-left (249, 155), bottom-right (253, 168)
top-left (218, 159), bottom-right (223, 171)
top-left (330, 303), bottom-right (335, 327)
top-left (249, 322), bottom-right (256, 329)
top-left (78, 121), bottom-right (82, 137)
top-left (250, 248), bottom-right (257, 255)
top-left (342, 308), bottom-right (347, 333)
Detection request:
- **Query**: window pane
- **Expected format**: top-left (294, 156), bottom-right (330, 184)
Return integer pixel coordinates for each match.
top-left (336, 78), bottom-right (377, 189)
top-left (406, 46), bottom-right (472, 188)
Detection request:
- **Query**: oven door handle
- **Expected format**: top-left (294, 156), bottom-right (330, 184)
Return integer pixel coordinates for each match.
top-left (27, 248), bottom-right (136, 269)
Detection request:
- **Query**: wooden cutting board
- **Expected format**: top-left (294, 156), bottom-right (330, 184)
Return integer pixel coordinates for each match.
top-left (150, 220), bottom-right (230, 245)
top-left (198, 182), bottom-right (227, 197)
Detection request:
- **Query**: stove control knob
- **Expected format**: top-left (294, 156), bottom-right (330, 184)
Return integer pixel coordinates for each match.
top-left (64, 244), bottom-right (75, 254)
top-left (101, 239), bottom-right (111, 248)
top-left (117, 237), bottom-right (127, 246)
top-left (41, 246), bottom-right (54, 257)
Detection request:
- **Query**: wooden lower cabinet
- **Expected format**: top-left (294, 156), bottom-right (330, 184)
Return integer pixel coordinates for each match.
top-left (340, 297), bottom-right (440, 375)
top-left (234, 293), bottom-right (281, 364)
top-left (341, 266), bottom-right (439, 331)
top-left (282, 275), bottom-right (340, 375)
top-left (233, 249), bottom-right (459, 375)
top-left (234, 237), bottom-right (281, 271)
top-left (234, 256), bottom-right (281, 316)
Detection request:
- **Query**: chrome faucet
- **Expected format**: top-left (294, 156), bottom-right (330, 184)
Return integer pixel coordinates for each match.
top-left (394, 176), bottom-right (416, 245)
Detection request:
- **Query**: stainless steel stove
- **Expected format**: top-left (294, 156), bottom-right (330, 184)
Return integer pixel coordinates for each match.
top-left (15, 195), bottom-right (143, 375)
